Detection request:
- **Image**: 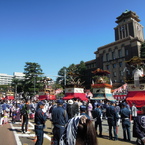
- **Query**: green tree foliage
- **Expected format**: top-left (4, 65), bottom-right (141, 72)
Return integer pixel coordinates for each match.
top-left (11, 78), bottom-right (23, 94)
top-left (57, 61), bottom-right (87, 88)
top-left (77, 61), bottom-right (87, 84)
top-left (23, 62), bottom-right (44, 97)
top-left (0, 85), bottom-right (11, 93)
top-left (140, 42), bottom-right (145, 58)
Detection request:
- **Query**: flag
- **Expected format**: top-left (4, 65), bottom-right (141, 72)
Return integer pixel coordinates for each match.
top-left (55, 89), bottom-right (63, 95)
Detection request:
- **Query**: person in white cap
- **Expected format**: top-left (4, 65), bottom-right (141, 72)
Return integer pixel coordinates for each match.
top-left (67, 100), bottom-right (74, 120)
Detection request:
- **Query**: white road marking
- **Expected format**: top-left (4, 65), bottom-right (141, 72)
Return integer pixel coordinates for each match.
top-left (18, 134), bottom-right (35, 137)
top-left (11, 121), bottom-right (51, 145)
top-left (29, 122), bottom-right (51, 141)
top-left (11, 127), bottom-right (34, 129)
top-left (10, 123), bottom-right (22, 145)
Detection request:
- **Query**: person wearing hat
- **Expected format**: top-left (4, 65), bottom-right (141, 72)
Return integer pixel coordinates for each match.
top-left (67, 100), bottom-right (74, 120)
top-left (52, 99), bottom-right (68, 145)
top-left (34, 101), bottom-right (47, 145)
top-left (80, 105), bottom-right (90, 119)
top-left (120, 102), bottom-right (131, 141)
top-left (106, 101), bottom-right (119, 141)
top-left (92, 103), bottom-right (102, 137)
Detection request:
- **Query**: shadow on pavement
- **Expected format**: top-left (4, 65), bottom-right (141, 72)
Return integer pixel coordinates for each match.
top-left (8, 128), bottom-right (22, 132)
top-left (97, 135), bottom-right (136, 144)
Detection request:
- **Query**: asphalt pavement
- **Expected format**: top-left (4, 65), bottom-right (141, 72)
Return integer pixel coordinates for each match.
top-left (0, 118), bottom-right (137, 145)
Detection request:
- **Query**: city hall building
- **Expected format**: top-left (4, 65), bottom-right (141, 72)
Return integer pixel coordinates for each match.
top-left (84, 10), bottom-right (144, 88)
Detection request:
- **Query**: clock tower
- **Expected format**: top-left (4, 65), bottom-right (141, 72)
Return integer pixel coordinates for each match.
top-left (114, 10), bottom-right (144, 41)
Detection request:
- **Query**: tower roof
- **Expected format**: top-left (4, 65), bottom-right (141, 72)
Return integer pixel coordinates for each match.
top-left (116, 10), bottom-right (140, 23)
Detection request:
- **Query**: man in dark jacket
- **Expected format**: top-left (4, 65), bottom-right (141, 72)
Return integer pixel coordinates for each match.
top-left (120, 102), bottom-right (131, 141)
top-left (52, 99), bottom-right (68, 145)
top-left (106, 101), bottom-right (119, 140)
top-left (80, 105), bottom-right (90, 119)
top-left (21, 99), bottom-right (30, 133)
top-left (35, 101), bottom-right (47, 145)
top-left (92, 104), bottom-right (102, 137)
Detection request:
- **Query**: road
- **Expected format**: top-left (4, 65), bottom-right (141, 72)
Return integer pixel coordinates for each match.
top-left (0, 118), bottom-right (137, 145)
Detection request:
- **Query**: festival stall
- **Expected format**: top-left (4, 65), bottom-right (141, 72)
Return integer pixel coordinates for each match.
top-left (5, 91), bottom-right (14, 100)
top-left (38, 88), bottom-right (56, 100)
top-left (125, 56), bottom-right (145, 108)
top-left (113, 83), bottom-right (128, 100)
top-left (91, 68), bottom-right (115, 101)
top-left (63, 87), bottom-right (88, 101)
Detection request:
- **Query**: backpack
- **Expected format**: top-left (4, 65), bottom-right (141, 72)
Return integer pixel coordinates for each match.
top-left (20, 105), bottom-right (28, 116)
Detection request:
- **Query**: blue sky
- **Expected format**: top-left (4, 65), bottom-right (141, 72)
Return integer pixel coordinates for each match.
top-left (0, 0), bottom-right (145, 80)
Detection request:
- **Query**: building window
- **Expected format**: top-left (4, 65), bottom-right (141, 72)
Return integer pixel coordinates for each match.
top-left (113, 72), bottom-right (116, 77)
top-left (125, 49), bottom-right (128, 56)
top-left (118, 49), bottom-right (122, 57)
top-left (106, 65), bottom-right (109, 70)
top-left (113, 63), bottom-right (116, 68)
top-left (112, 51), bottom-right (115, 59)
top-left (106, 53), bottom-right (109, 61)
top-left (120, 71), bottom-right (123, 76)
top-left (119, 62), bottom-right (122, 67)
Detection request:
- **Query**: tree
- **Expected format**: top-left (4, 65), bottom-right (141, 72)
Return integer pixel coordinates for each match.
top-left (23, 62), bottom-right (44, 98)
top-left (77, 61), bottom-right (87, 84)
top-left (57, 62), bottom-right (87, 88)
top-left (0, 85), bottom-right (11, 93)
top-left (11, 78), bottom-right (23, 98)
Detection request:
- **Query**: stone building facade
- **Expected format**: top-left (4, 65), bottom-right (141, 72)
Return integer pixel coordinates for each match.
top-left (84, 10), bottom-right (144, 88)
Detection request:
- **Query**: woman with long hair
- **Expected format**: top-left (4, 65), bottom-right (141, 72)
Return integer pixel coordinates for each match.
top-left (60, 115), bottom-right (98, 145)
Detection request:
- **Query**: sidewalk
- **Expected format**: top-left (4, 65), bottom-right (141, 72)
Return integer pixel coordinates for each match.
top-left (0, 123), bottom-right (17, 145)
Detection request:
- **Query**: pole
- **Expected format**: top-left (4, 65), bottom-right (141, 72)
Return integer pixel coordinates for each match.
top-left (15, 84), bottom-right (17, 99)
top-left (34, 76), bottom-right (35, 95)
top-left (64, 69), bottom-right (66, 86)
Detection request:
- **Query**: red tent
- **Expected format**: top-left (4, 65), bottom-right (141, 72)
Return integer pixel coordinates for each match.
top-left (126, 91), bottom-right (145, 108)
top-left (49, 95), bottom-right (56, 100)
top-left (38, 95), bottom-right (56, 100)
top-left (63, 93), bottom-right (88, 101)
top-left (5, 96), bottom-right (14, 100)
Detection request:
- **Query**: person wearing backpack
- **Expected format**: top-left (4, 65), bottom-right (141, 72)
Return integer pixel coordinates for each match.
top-left (21, 99), bottom-right (30, 133)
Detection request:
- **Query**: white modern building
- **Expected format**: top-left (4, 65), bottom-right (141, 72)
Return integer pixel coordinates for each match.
top-left (0, 72), bottom-right (25, 85)
top-left (0, 73), bottom-right (13, 85)
top-left (13, 72), bottom-right (25, 80)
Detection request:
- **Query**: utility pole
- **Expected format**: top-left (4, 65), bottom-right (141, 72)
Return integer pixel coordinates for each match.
top-left (64, 69), bottom-right (66, 86)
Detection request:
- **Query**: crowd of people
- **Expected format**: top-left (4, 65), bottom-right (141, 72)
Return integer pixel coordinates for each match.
top-left (0, 98), bottom-right (145, 145)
